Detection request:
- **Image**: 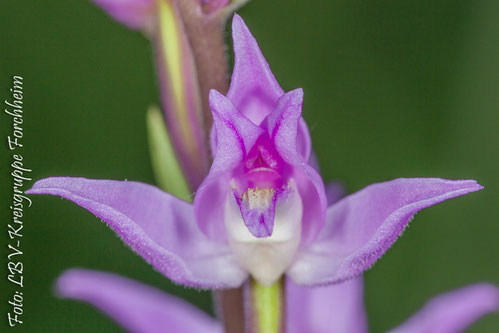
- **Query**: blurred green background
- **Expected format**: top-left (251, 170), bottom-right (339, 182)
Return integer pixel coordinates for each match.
top-left (1, 0), bottom-right (498, 331)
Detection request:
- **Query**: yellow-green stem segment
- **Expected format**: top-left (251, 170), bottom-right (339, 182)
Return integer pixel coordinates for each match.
top-left (157, 0), bottom-right (197, 158)
top-left (146, 105), bottom-right (192, 202)
top-left (251, 278), bottom-right (284, 333)
top-left (155, 0), bottom-right (208, 189)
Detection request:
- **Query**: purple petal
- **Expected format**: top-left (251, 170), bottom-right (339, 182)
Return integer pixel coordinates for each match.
top-left (27, 177), bottom-right (247, 289)
top-left (211, 89), bottom-right (264, 156)
top-left (389, 283), bottom-right (499, 333)
top-left (227, 14), bottom-right (284, 125)
top-left (225, 14), bottom-right (311, 161)
top-left (57, 269), bottom-right (222, 333)
top-left (307, 151), bottom-right (321, 172)
top-left (287, 277), bottom-right (368, 333)
top-left (288, 178), bottom-right (483, 285)
top-left (92, 0), bottom-right (155, 31)
top-left (194, 91), bottom-right (263, 241)
top-left (297, 118), bottom-right (312, 162)
top-left (267, 89), bottom-right (327, 244)
top-left (325, 181), bottom-right (346, 206)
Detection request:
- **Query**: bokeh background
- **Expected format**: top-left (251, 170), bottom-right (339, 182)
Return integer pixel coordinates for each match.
top-left (1, 0), bottom-right (498, 331)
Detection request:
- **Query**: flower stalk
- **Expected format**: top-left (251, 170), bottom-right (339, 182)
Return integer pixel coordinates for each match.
top-left (249, 278), bottom-right (285, 333)
top-left (215, 288), bottom-right (246, 333)
top-left (176, 0), bottom-right (230, 133)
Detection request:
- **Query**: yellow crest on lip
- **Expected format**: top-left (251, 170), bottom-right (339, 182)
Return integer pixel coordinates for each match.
top-left (241, 187), bottom-right (275, 210)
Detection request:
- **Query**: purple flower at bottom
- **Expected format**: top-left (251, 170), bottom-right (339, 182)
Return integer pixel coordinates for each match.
top-left (56, 268), bottom-right (499, 333)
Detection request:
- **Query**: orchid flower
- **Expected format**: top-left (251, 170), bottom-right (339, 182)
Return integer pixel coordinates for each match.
top-left (27, 15), bottom-right (483, 291)
top-left (55, 268), bottom-right (499, 332)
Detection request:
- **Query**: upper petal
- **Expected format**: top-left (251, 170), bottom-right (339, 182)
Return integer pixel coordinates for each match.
top-left (388, 283), bottom-right (499, 333)
top-left (57, 269), bottom-right (222, 333)
top-left (27, 177), bottom-right (247, 289)
top-left (267, 89), bottom-right (327, 244)
top-left (288, 178), bottom-right (483, 285)
top-left (92, 0), bottom-right (155, 31)
top-left (194, 91), bottom-right (264, 240)
top-left (227, 14), bottom-right (284, 125)
top-left (210, 90), bottom-right (264, 158)
top-left (225, 14), bottom-right (312, 160)
top-left (287, 277), bottom-right (368, 333)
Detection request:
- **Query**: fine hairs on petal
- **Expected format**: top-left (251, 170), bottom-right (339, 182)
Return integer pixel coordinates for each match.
top-left (27, 177), bottom-right (247, 289)
top-left (388, 283), bottom-right (499, 333)
top-left (56, 268), bottom-right (222, 333)
top-left (288, 178), bottom-right (483, 286)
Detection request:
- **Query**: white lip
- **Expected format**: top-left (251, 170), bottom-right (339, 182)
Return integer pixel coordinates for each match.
top-left (224, 180), bottom-right (303, 286)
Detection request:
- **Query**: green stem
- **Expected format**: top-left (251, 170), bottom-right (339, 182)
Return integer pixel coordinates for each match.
top-left (250, 278), bottom-right (285, 333)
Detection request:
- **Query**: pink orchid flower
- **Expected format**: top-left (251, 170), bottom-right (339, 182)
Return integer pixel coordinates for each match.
top-left (27, 15), bottom-right (482, 289)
